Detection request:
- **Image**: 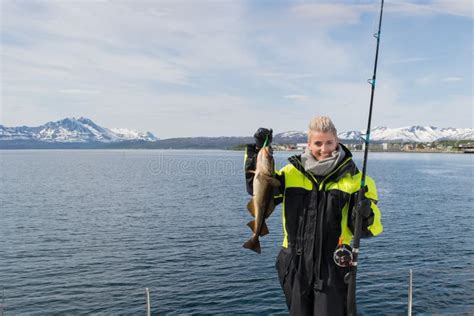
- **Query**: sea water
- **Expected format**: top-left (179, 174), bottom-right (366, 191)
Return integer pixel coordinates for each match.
top-left (0, 150), bottom-right (473, 315)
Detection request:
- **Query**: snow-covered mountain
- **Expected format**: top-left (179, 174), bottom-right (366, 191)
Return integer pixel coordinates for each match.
top-left (338, 126), bottom-right (474, 142)
top-left (277, 131), bottom-right (307, 139)
top-left (1, 119), bottom-right (472, 146)
top-left (277, 126), bottom-right (474, 143)
top-left (0, 117), bottom-right (158, 142)
top-left (109, 128), bottom-right (156, 141)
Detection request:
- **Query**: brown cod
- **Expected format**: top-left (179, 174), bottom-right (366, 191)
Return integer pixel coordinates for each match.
top-left (243, 146), bottom-right (281, 253)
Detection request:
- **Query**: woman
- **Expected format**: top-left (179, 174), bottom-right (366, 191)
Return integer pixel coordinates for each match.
top-left (244, 116), bottom-right (383, 316)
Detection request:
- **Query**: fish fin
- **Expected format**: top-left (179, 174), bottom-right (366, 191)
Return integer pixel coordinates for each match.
top-left (247, 198), bottom-right (256, 217)
top-left (260, 221), bottom-right (269, 236)
top-left (246, 220), bottom-right (269, 236)
top-left (264, 199), bottom-right (275, 218)
top-left (267, 177), bottom-right (281, 187)
top-left (247, 220), bottom-right (256, 232)
top-left (243, 238), bottom-right (261, 254)
top-left (247, 221), bottom-right (270, 236)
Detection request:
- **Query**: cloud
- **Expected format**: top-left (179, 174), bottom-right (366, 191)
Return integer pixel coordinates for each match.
top-left (284, 94), bottom-right (309, 101)
top-left (415, 75), bottom-right (437, 86)
top-left (101, 92), bottom-right (303, 138)
top-left (257, 72), bottom-right (317, 80)
top-left (2, 1), bottom-right (256, 75)
top-left (442, 77), bottom-right (463, 82)
top-left (432, 0), bottom-right (473, 18)
top-left (386, 94), bottom-right (473, 128)
top-left (387, 0), bottom-right (473, 18)
top-left (303, 77), bottom-right (402, 130)
top-left (319, 75), bottom-right (472, 130)
top-left (290, 3), bottom-right (366, 26)
top-left (386, 2), bottom-right (438, 17)
top-left (416, 75), bottom-right (464, 85)
top-left (1, 1), bottom-right (259, 128)
top-left (58, 89), bottom-right (101, 95)
top-left (1, 0), bottom-right (471, 136)
top-left (291, 1), bottom-right (473, 22)
top-left (384, 57), bottom-right (435, 65)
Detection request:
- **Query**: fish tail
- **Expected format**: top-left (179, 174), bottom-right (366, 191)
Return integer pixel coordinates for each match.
top-left (243, 237), bottom-right (261, 254)
top-left (246, 220), bottom-right (269, 236)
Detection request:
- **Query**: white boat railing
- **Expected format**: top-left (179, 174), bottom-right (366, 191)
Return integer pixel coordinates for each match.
top-left (408, 269), bottom-right (413, 316)
top-left (145, 287), bottom-right (151, 316)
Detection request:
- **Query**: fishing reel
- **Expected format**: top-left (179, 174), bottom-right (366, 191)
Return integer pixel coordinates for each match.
top-left (333, 244), bottom-right (353, 268)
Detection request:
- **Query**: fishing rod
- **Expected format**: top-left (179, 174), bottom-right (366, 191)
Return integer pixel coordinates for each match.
top-left (347, 0), bottom-right (385, 315)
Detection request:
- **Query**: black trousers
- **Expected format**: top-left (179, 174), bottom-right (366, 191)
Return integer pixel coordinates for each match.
top-left (276, 248), bottom-right (348, 316)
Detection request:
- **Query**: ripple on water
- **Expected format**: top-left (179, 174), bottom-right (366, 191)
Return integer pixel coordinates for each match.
top-left (0, 151), bottom-right (473, 315)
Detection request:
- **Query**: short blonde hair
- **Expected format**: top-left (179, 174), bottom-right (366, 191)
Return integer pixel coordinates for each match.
top-left (308, 116), bottom-right (338, 141)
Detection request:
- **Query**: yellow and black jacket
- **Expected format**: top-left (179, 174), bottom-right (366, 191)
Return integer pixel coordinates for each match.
top-left (245, 144), bottom-right (383, 314)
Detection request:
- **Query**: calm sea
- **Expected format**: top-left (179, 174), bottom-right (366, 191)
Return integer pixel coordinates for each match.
top-left (0, 150), bottom-right (473, 315)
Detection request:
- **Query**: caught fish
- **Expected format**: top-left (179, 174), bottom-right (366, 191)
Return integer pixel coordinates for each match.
top-left (243, 146), bottom-right (280, 254)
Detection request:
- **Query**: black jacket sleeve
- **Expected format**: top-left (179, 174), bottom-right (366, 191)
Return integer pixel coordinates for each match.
top-left (244, 144), bottom-right (258, 195)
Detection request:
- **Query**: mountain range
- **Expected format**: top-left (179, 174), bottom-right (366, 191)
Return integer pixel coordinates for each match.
top-left (0, 117), bottom-right (472, 149)
top-left (0, 117), bottom-right (157, 143)
top-left (277, 126), bottom-right (474, 143)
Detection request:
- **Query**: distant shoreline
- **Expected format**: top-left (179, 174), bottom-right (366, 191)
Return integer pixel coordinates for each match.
top-left (0, 148), bottom-right (470, 154)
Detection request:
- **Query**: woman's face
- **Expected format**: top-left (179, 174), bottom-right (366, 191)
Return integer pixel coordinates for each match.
top-left (307, 131), bottom-right (339, 161)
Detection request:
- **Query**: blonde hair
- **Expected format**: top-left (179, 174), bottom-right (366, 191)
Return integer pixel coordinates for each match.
top-left (308, 116), bottom-right (338, 141)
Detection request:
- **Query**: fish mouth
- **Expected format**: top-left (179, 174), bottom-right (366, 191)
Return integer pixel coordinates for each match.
top-left (261, 146), bottom-right (273, 156)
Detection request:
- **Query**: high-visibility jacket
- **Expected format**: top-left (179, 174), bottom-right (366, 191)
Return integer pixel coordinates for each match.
top-left (245, 144), bottom-right (383, 315)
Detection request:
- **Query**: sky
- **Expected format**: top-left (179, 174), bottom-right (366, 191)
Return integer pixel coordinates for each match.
top-left (1, 0), bottom-right (472, 138)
